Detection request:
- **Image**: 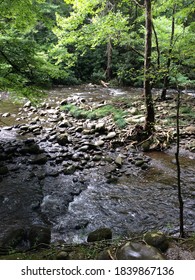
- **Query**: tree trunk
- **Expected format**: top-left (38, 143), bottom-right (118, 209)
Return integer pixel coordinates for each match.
top-left (175, 89), bottom-right (184, 238)
top-left (106, 38), bottom-right (112, 81)
top-left (161, 4), bottom-right (176, 100)
top-left (144, 0), bottom-right (155, 135)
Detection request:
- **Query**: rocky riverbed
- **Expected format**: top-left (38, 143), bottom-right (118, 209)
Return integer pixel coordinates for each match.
top-left (0, 85), bottom-right (195, 259)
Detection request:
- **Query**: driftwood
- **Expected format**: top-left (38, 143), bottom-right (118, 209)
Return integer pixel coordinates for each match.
top-left (100, 80), bottom-right (109, 88)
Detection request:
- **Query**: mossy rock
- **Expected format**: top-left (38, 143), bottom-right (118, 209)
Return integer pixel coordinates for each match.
top-left (28, 225), bottom-right (51, 248)
top-left (0, 228), bottom-right (26, 254)
top-left (87, 228), bottom-right (112, 243)
top-left (143, 231), bottom-right (169, 252)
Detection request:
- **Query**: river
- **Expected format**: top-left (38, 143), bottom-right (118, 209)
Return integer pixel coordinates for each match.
top-left (0, 85), bottom-right (194, 245)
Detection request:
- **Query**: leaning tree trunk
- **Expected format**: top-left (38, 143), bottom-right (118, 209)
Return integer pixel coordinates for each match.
top-left (144, 0), bottom-right (155, 135)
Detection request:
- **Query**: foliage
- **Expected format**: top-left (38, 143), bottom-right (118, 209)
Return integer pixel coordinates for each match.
top-left (0, 0), bottom-right (194, 93)
top-left (61, 103), bottom-right (128, 128)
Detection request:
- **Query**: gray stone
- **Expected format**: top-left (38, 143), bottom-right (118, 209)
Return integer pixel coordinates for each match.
top-left (115, 156), bottom-right (123, 166)
top-left (116, 241), bottom-right (166, 260)
top-left (29, 154), bottom-right (48, 164)
top-left (135, 160), bottom-right (145, 167)
top-left (63, 165), bottom-right (76, 175)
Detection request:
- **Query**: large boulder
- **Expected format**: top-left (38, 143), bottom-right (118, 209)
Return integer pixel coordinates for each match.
top-left (0, 228), bottom-right (26, 254)
top-left (116, 241), bottom-right (166, 260)
top-left (28, 225), bottom-right (51, 248)
top-left (87, 228), bottom-right (112, 243)
top-left (143, 231), bottom-right (169, 252)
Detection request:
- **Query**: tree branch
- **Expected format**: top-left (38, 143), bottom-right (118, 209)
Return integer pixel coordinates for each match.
top-left (131, 0), bottom-right (145, 9)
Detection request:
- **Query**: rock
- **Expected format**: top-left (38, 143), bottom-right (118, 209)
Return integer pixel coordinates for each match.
top-left (135, 160), bottom-right (145, 167)
top-left (23, 101), bottom-right (31, 108)
top-left (58, 120), bottom-right (70, 128)
top-left (57, 133), bottom-right (69, 146)
top-left (95, 122), bottom-right (106, 133)
top-left (187, 140), bottom-right (195, 152)
top-left (87, 228), bottom-right (112, 242)
top-left (63, 165), bottom-right (76, 175)
top-left (0, 228), bottom-right (26, 252)
top-left (95, 140), bottom-right (104, 147)
top-left (143, 231), bottom-right (169, 252)
top-left (28, 225), bottom-right (51, 248)
top-left (0, 165), bottom-right (9, 175)
top-left (185, 126), bottom-right (195, 134)
top-left (105, 132), bottom-right (116, 139)
top-left (2, 112), bottom-right (10, 117)
top-left (60, 99), bottom-right (68, 106)
top-left (29, 154), bottom-right (48, 164)
top-left (20, 143), bottom-right (42, 155)
top-left (56, 251), bottom-right (69, 260)
top-left (115, 156), bottom-right (123, 166)
top-left (97, 250), bottom-right (112, 260)
top-left (78, 145), bottom-right (89, 152)
top-left (116, 241), bottom-right (166, 260)
top-left (93, 155), bottom-right (102, 161)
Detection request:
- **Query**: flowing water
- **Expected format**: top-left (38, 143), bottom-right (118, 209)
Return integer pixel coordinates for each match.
top-left (0, 86), bottom-right (194, 244)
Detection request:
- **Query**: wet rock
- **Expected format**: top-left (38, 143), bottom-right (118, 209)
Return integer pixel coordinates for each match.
top-left (87, 228), bottom-right (112, 242)
top-left (63, 165), bottom-right (76, 175)
top-left (93, 154), bottom-right (102, 161)
top-left (0, 228), bottom-right (26, 252)
top-left (78, 145), bottom-right (90, 152)
top-left (20, 143), bottom-right (42, 155)
top-left (29, 154), bottom-right (48, 164)
top-left (116, 241), bottom-right (166, 260)
top-left (57, 133), bottom-right (69, 146)
top-left (135, 160), bottom-right (145, 167)
top-left (28, 225), bottom-right (51, 248)
top-left (143, 231), bottom-right (169, 252)
top-left (0, 165), bottom-right (9, 175)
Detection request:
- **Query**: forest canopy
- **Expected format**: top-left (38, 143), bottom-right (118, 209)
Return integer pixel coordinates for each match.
top-left (0, 0), bottom-right (195, 94)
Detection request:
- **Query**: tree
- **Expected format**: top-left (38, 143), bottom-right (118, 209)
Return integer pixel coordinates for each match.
top-left (0, 0), bottom-right (67, 95)
top-left (143, 0), bottom-right (155, 134)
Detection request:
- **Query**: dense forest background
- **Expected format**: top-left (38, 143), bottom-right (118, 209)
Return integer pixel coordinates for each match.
top-left (0, 0), bottom-right (195, 95)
